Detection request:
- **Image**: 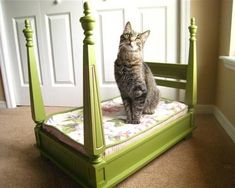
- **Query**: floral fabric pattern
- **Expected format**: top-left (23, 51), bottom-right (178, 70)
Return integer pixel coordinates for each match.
top-left (44, 97), bottom-right (187, 148)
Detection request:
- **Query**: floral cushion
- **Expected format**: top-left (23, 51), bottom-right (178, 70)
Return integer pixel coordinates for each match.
top-left (44, 97), bottom-right (188, 150)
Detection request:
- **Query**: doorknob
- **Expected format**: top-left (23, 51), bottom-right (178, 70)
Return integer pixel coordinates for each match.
top-left (53, 0), bottom-right (62, 5)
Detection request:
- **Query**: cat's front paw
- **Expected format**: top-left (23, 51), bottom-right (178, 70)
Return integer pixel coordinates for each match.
top-left (125, 119), bottom-right (132, 124)
top-left (126, 120), bottom-right (140, 124)
top-left (143, 109), bottom-right (155, 114)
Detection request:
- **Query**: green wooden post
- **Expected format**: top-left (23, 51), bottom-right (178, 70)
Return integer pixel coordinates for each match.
top-left (186, 18), bottom-right (198, 110)
top-left (80, 2), bottom-right (105, 163)
top-left (23, 20), bottom-right (45, 123)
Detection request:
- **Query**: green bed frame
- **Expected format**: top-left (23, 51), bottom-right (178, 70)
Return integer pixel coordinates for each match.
top-left (23, 2), bottom-right (197, 188)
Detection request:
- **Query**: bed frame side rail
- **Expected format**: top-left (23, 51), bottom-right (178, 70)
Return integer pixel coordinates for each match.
top-left (146, 62), bottom-right (187, 89)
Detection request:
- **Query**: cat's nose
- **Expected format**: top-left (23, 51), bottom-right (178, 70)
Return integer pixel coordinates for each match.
top-left (130, 37), bottom-right (135, 42)
top-left (130, 41), bottom-right (135, 47)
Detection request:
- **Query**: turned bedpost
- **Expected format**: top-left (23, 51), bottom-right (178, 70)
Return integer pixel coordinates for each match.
top-left (186, 18), bottom-right (197, 111)
top-left (80, 2), bottom-right (105, 163)
top-left (23, 20), bottom-right (45, 123)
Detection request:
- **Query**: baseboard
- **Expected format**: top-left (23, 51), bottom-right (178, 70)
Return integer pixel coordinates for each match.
top-left (214, 107), bottom-right (235, 143)
top-left (196, 104), bottom-right (235, 143)
top-left (0, 100), bottom-right (7, 108)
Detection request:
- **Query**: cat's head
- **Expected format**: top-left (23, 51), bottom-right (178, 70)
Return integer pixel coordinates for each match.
top-left (119, 22), bottom-right (150, 53)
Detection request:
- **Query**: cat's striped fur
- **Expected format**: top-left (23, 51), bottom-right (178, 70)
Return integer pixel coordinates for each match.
top-left (114, 22), bottom-right (160, 124)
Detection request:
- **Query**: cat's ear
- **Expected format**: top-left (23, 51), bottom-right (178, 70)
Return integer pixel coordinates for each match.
top-left (140, 30), bottom-right (150, 43)
top-left (123, 22), bottom-right (132, 33)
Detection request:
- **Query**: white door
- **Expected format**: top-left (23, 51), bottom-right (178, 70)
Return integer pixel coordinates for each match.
top-left (2, 0), bottom-right (183, 107)
top-left (93, 0), bottom-right (179, 100)
top-left (2, 0), bottom-right (83, 107)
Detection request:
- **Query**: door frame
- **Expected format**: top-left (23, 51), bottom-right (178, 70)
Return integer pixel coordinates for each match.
top-left (0, 0), bottom-right (190, 108)
top-left (0, 0), bottom-right (16, 108)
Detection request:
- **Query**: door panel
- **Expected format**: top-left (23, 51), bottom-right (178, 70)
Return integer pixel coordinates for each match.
top-left (98, 9), bottom-right (124, 83)
top-left (46, 13), bottom-right (75, 85)
top-left (140, 7), bottom-right (167, 62)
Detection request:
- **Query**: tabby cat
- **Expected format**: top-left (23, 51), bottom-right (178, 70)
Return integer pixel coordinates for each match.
top-left (114, 22), bottom-right (160, 124)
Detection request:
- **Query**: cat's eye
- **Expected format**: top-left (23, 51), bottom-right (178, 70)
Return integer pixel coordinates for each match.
top-left (123, 33), bottom-right (130, 38)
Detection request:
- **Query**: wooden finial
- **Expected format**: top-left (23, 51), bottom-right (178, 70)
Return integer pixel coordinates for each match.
top-left (84, 1), bottom-right (92, 16)
top-left (191, 17), bottom-right (196, 25)
top-left (80, 1), bottom-right (95, 45)
top-left (23, 19), bottom-right (34, 47)
top-left (188, 17), bottom-right (197, 41)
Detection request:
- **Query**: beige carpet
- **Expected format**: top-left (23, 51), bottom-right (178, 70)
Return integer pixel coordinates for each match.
top-left (0, 107), bottom-right (235, 188)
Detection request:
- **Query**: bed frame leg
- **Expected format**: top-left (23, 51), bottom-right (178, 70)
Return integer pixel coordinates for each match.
top-left (23, 20), bottom-right (46, 124)
top-left (186, 18), bottom-right (197, 110)
top-left (80, 2), bottom-right (105, 162)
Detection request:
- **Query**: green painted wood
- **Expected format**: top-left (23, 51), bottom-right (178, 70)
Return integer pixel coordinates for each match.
top-left (146, 62), bottom-right (188, 80)
top-left (185, 18), bottom-right (198, 108)
top-left (80, 2), bottom-right (105, 163)
top-left (155, 79), bottom-right (186, 89)
top-left (103, 114), bottom-right (194, 187)
top-left (23, 20), bottom-right (45, 123)
top-left (39, 130), bottom-right (91, 187)
top-left (35, 113), bottom-right (194, 188)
